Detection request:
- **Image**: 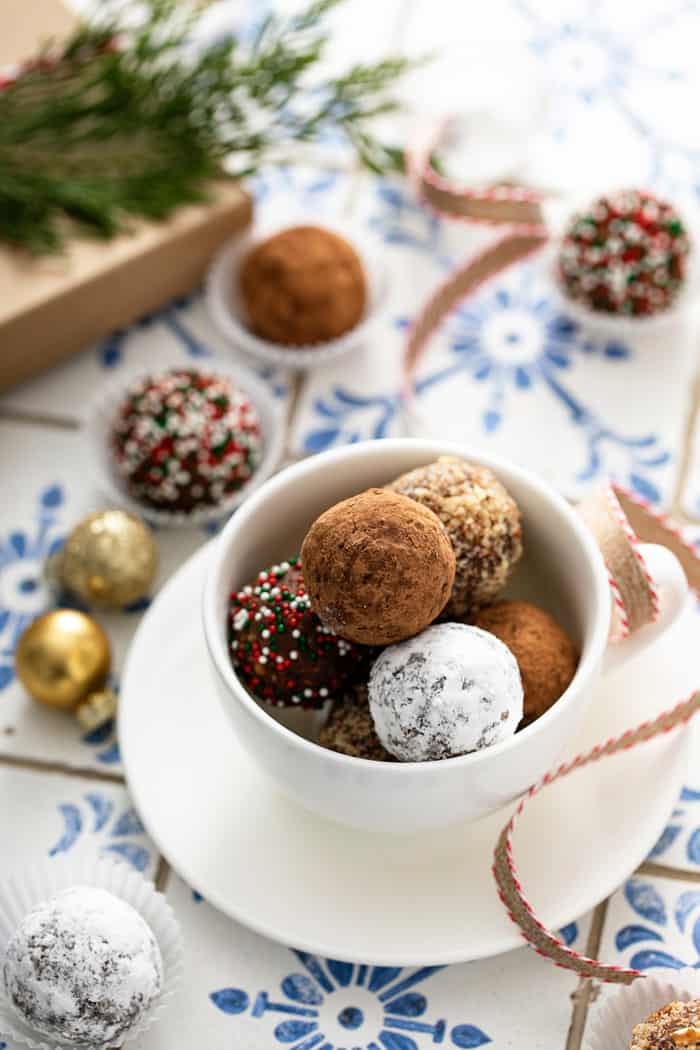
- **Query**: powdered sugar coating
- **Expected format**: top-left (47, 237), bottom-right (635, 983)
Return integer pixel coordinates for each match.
top-left (368, 623), bottom-right (523, 761)
top-left (3, 886), bottom-right (163, 1047)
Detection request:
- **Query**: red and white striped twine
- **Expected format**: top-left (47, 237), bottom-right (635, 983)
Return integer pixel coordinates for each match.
top-left (493, 486), bottom-right (700, 983)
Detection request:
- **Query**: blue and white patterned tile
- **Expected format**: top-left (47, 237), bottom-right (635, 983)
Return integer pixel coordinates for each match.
top-left (0, 421), bottom-right (208, 771)
top-left (598, 873), bottom-right (700, 979)
top-left (291, 175), bottom-right (696, 504)
top-left (143, 874), bottom-right (590, 1050)
top-left (0, 765), bottom-right (156, 878)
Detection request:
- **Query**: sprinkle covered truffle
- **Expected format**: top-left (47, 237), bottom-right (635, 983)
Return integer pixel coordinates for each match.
top-left (112, 367), bottom-right (262, 513)
top-left (3, 886), bottom-right (163, 1047)
top-left (301, 488), bottom-right (456, 646)
top-left (558, 189), bottom-right (690, 317)
top-left (389, 457), bottom-right (523, 617)
top-left (228, 557), bottom-right (369, 708)
top-left (629, 1001), bottom-right (700, 1050)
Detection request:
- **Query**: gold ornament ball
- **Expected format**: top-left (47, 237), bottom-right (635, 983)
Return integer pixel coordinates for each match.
top-left (15, 610), bottom-right (111, 711)
top-left (53, 509), bottom-right (158, 609)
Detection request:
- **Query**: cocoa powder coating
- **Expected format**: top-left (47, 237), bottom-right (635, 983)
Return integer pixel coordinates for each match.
top-left (389, 456), bottom-right (523, 617)
top-left (239, 225), bottom-right (366, 346)
top-left (301, 488), bottom-right (456, 646)
top-left (473, 600), bottom-right (578, 721)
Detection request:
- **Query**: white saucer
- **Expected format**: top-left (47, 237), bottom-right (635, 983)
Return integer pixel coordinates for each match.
top-left (119, 544), bottom-right (696, 965)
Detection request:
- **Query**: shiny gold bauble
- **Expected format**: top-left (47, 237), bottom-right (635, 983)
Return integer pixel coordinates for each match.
top-left (15, 610), bottom-right (111, 711)
top-left (48, 509), bottom-right (157, 609)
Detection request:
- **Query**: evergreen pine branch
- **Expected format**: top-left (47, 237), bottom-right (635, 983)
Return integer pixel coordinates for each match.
top-left (0, 0), bottom-right (413, 253)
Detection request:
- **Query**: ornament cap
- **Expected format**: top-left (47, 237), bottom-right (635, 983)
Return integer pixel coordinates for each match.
top-left (76, 688), bottom-right (118, 732)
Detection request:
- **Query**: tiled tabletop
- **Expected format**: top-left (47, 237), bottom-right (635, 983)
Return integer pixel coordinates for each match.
top-left (1, 2), bottom-right (700, 1049)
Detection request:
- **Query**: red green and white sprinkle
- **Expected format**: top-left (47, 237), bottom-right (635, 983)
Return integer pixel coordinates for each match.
top-left (112, 368), bottom-right (262, 512)
top-left (228, 557), bottom-right (367, 709)
top-left (558, 189), bottom-right (690, 317)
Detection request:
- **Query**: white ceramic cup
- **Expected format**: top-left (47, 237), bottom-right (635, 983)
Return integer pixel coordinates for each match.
top-left (202, 439), bottom-right (688, 834)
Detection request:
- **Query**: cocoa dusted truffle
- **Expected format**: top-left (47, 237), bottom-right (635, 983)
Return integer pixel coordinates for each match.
top-left (3, 886), bottom-right (162, 1047)
top-left (112, 367), bottom-right (262, 513)
top-left (239, 225), bottom-right (366, 346)
top-left (558, 189), bottom-right (690, 317)
top-left (228, 557), bottom-right (369, 708)
top-left (629, 1001), bottom-right (700, 1050)
top-left (389, 456), bottom-right (523, 616)
top-left (319, 686), bottom-right (394, 761)
top-left (368, 623), bottom-right (523, 762)
top-left (301, 488), bottom-right (456, 646)
top-left (473, 600), bottom-right (578, 722)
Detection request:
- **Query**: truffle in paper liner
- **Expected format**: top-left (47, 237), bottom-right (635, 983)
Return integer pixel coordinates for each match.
top-left (205, 216), bottom-right (388, 369)
top-left (84, 352), bottom-right (285, 528)
top-left (585, 969), bottom-right (700, 1050)
top-left (0, 854), bottom-right (183, 1050)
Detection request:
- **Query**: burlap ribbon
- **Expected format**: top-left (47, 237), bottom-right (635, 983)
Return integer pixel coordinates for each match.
top-left (493, 484), bottom-right (700, 984)
top-left (403, 121), bottom-right (550, 395)
top-left (406, 129), bottom-right (700, 982)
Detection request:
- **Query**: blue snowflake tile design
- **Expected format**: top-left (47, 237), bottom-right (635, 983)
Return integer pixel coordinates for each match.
top-left (611, 876), bottom-right (700, 971)
top-left (0, 486), bottom-right (65, 690)
top-left (514, 0), bottom-right (700, 196)
top-left (304, 388), bottom-right (400, 453)
top-left (300, 261), bottom-right (670, 501)
top-left (250, 166), bottom-right (344, 211)
top-left (368, 180), bottom-right (447, 260)
top-left (49, 793), bottom-right (150, 872)
top-left (211, 955), bottom-right (491, 1050)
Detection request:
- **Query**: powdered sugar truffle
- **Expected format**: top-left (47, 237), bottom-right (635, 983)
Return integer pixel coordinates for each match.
top-left (3, 886), bottom-right (163, 1046)
top-left (368, 623), bottom-right (523, 761)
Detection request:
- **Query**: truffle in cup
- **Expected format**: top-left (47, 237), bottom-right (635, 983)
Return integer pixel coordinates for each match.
top-left (301, 488), bottom-right (456, 646)
top-left (388, 456), bottom-right (523, 617)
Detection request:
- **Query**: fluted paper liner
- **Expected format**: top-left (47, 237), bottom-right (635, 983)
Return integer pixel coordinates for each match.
top-left (84, 351), bottom-right (285, 528)
top-left (585, 969), bottom-right (700, 1050)
top-left (0, 855), bottom-right (183, 1050)
top-left (205, 216), bottom-right (388, 370)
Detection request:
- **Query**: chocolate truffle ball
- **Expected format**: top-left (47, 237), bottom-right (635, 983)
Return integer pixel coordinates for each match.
top-left (3, 886), bottom-right (162, 1047)
top-left (239, 225), bottom-right (366, 346)
top-left (369, 623), bottom-right (523, 761)
top-left (473, 600), bottom-right (578, 722)
top-left (630, 1001), bottom-right (700, 1050)
top-left (112, 367), bottom-right (262, 513)
top-left (389, 456), bottom-right (523, 616)
top-left (319, 686), bottom-right (394, 761)
top-left (301, 488), bottom-right (456, 646)
top-left (228, 557), bottom-right (369, 708)
top-left (558, 189), bottom-right (690, 317)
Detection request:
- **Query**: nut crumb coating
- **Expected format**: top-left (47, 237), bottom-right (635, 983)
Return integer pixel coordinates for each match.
top-left (389, 456), bottom-right (523, 616)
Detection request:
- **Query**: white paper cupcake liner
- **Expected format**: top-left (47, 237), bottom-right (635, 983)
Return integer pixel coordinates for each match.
top-left (205, 215), bottom-right (389, 369)
top-left (585, 969), bottom-right (700, 1050)
top-left (0, 854), bottom-right (183, 1050)
top-left (84, 352), bottom-right (285, 528)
